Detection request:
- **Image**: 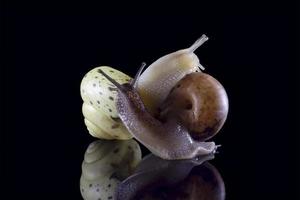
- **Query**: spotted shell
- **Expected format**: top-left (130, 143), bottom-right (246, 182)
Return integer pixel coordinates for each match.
top-left (80, 66), bottom-right (133, 139)
top-left (80, 139), bottom-right (142, 200)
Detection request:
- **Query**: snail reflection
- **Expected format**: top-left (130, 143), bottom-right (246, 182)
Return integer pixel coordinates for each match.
top-left (117, 153), bottom-right (225, 200)
top-left (79, 140), bottom-right (225, 200)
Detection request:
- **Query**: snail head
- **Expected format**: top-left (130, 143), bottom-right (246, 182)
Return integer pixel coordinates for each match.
top-left (98, 62), bottom-right (147, 110)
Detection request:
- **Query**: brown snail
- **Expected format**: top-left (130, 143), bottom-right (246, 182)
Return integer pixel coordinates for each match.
top-left (97, 61), bottom-right (228, 160)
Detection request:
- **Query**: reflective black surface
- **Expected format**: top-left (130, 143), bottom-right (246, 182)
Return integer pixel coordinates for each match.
top-left (2, 4), bottom-right (299, 200)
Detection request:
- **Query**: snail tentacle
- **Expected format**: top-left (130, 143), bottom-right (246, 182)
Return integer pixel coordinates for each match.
top-left (131, 62), bottom-right (146, 89)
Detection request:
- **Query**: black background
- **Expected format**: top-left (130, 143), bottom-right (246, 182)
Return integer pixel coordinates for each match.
top-left (1, 1), bottom-right (299, 199)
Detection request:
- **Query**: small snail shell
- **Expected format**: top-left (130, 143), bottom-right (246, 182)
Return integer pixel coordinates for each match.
top-left (159, 72), bottom-right (229, 141)
top-left (137, 34), bottom-right (208, 115)
top-left (81, 66), bottom-right (133, 139)
top-left (80, 139), bottom-right (142, 200)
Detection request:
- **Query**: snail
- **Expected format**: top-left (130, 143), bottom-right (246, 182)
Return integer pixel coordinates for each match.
top-left (116, 153), bottom-right (225, 200)
top-left (97, 60), bottom-right (228, 160)
top-left (80, 66), bottom-right (133, 140)
top-left (137, 34), bottom-right (208, 115)
top-left (80, 139), bottom-right (142, 200)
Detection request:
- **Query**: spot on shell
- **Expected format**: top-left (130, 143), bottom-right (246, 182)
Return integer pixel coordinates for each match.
top-left (109, 109), bottom-right (112, 112)
top-left (97, 100), bottom-right (100, 104)
top-left (109, 96), bottom-right (114, 101)
top-left (110, 163), bottom-right (118, 168)
top-left (110, 116), bottom-right (119, 122)
top-left (111, 124), bottom-right (119, 129)
top-left (108, 87), bottom-right (117, 91)
top-left (113, 148), bottom-right (119, 153)
top-left (90, 101), bottom-right (93, 105)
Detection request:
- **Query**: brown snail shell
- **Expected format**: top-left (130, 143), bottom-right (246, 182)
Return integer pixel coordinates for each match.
top-left (159, 72), bottom-right (229, 141)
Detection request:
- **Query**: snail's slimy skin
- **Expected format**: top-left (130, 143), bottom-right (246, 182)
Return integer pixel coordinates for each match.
top-left (159, 72), bottom-right (229, 141)
top-left (98, 68), bottom-right (217, 160)
top-left (80, 139), bottom-right (142, 200)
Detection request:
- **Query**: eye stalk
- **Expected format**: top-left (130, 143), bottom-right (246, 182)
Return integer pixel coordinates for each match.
top-left (131, 62), bottom-right (146, 89)
top-left (98, 62), bottom-right (147, 91)
top-left (97, 68), bottom-right (125, 92)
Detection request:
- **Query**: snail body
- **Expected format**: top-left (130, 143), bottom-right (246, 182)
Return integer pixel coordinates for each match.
top-left (81, 66), bottom-right (133, 139)
top-left (137, 34), bottom-right (208, 115)
top-left (80, 139), bottom-right (142, 200)
top-left (98, 64), bottom-right (221, 160)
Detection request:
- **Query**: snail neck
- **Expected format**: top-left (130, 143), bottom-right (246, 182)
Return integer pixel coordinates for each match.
top-left (117, 88), bottom-right (158, 123)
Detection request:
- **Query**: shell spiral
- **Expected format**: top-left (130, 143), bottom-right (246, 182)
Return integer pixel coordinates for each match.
top-left (80, 66), bottom-right (133, 140)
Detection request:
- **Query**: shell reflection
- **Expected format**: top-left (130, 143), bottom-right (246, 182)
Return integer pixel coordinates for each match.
top-left (80, 139), bottom-right (142, 200)
top-left (117, 154), bottom-right (225, 200)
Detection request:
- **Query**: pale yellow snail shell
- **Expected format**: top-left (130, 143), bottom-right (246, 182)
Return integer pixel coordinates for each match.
top-left (80, 139), bottom-right (142, 200)
top-left (80, 66), bottom-right (133, 140)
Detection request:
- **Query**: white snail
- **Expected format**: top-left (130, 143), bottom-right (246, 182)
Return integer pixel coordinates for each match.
top-left (137, 34), bottom-right (209, 115)
top-left (80, 66), bottom-right (133, 140)
top-left (80, 139), bottom-right (142, 200)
